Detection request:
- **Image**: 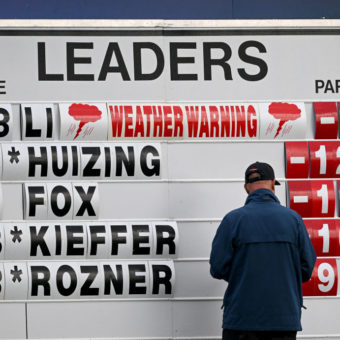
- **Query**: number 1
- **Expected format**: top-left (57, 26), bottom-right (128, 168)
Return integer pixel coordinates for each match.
top-left (317, 224), bottom-right (330, 253)
top-left (315, 145), bottom-right (327, 175)
top-left (316, 184), bottom-right (329, 214)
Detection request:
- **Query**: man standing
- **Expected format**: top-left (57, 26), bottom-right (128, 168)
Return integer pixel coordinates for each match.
top-left (210, 162), bottom-right (316, 340)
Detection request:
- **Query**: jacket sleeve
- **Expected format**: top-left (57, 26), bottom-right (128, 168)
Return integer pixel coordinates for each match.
top-left (298, 217), bottom-right (316, 282)
top-left (209, 215), bottom-right (235, 281)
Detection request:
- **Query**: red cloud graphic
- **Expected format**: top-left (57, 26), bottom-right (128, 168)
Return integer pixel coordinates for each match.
top-left (268, 102), bottom-right (301, 138)
top-left (68, 103), bottom-right (102, 140)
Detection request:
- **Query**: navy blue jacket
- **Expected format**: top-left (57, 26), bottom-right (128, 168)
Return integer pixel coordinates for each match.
top-left (210, 189), bottom-right (316, 331)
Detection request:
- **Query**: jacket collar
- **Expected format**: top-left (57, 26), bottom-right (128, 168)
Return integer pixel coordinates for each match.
top-left (245, 188), bottom-right (280, 205)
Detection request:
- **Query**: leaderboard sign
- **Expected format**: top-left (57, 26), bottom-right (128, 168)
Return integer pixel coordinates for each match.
top-left (1, 28), bottom-right (340, 305)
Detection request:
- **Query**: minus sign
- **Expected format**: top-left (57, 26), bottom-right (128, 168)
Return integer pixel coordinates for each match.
top-left (293, 195), bottom-right (309, 203)
top-left (321, 117), bottom-right (335, 124)
top-left (0, 81), bottom-right (5, 83)
top-left (0, 92), bottom-right (6, 94)
top-left (0, 86), bottom-right (5, 88)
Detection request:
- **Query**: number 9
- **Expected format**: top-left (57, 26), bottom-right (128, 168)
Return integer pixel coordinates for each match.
top-left (318, 262), bottom-right (335, 293)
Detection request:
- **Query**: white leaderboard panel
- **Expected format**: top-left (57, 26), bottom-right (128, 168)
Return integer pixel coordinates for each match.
top-left (1, 23), bottom-right (340, 340)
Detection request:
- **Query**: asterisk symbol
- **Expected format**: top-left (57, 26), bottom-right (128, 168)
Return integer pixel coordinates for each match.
top-left (10, 226), bottom-right (22, 243)
top-left (10, 265), bottom-right (22, 283)
top-left (8, 147), bottom-right (20, 163)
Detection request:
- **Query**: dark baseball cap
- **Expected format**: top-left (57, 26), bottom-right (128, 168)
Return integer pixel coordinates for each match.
top-left (245, 161), bottom-right (280, 185)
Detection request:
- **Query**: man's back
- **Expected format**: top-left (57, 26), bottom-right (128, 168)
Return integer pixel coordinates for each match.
top-left (210, 188), bottom-right (316, 331)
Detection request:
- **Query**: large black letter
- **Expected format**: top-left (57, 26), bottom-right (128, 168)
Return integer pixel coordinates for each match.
top-left (51, 185), bottom-right (72, 217)
top-left (51, 146), bottom-right (68, 177)
top-left (80, 266), bottom-right (99, 296)
top-left (67, 42), bottom-right (94, 81)
top-left (31, 266), bottom-right (51, 296)
top-left (28, 186), bottom-right (45, 216)
top-left (89, 224), bottom-right (106, 256)
top-left (104, 264), bottom-right (123, 295)
top-left (28, 147), bottom-right (48, 177)
top-left (38, 42), bottom-right (64, 81)
top-left (155, 224), bottom-right (176, 255)
top-left (110, 225), bottom-right (127, 255)
top-left (30, 225), bottom-right (51, 256)
top-left (82, 147), bottom-right (101, 177)
top-left (238, 41), bottom-right (268, 81)
top-left (66, 225), bottom-right (85, 256)
top-left (25, 107), bottom-right (41, 138)
top-left (134, 42), bottom-right (164, 81)
top-left (132, 224), bottom-right (150, 255)
top-left (56, 265), bottom-right (77, 296)
top-left (170, 42), bottom-right (198, 81)
top-left (75, 186), bottom-right (96, 217)
top-left (152, 264), bottom-right (172, 295)
top-left (140, 145), bottom-right (160, 177)
top-left (203, 42), bottom-right (232, 80)
top-left (115, 146), bottom-right (135, 176)
top-left (98, 43), bottom-right (131, 81)
top-left (129, 264), bottom-right (147, 294)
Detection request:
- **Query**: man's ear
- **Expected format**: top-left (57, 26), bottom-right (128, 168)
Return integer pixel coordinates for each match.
top-left (271, 180), bottom-right (275, 192)
top-left (244, 183), bottom-right (249, 194)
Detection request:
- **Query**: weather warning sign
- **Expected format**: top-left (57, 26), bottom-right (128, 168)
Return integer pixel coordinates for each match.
top-left (108, 103), bottom-right (259, 139)
top-left (0, 102), bottom-right (312, 142)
